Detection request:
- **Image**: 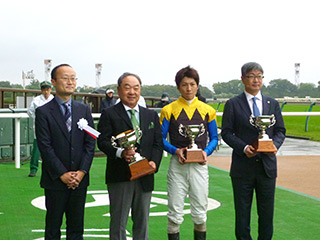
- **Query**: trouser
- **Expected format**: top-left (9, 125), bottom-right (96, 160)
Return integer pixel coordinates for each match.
top-left (231, 159), bottom-right (276, 240)
top-left (44, 187), bottom-right (87, 240)
top-left (108, 180), bottom-right (152, 240)
top-left (167, 155), bottom-right (208, 226)
top-left (30, 139), bottom-right (40, 174)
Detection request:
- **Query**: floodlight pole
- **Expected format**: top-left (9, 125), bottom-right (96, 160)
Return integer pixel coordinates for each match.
top-left (295, 63), bottom-right (300, 87)
top-left (22, 70), bottom-right (35, 89)
top-left (22, 71), bottom-right (26, 89)
top-left (95, 63), bottom-right (102, 89)
top-left (44, 59), bottom-right (52, 81)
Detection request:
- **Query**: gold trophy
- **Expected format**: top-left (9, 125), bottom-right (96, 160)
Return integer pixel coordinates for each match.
top-left (249, 114), bottom-right (277, 152)
top-left (111, 126), bottom-right (156, 181)
top-left (178, 123), bottom-right (206, 163)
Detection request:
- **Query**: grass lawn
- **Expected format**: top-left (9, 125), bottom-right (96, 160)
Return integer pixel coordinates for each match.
top-left (0, 156), bottom-right (319, 239)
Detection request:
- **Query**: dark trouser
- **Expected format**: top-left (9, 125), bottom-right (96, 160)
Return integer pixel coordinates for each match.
top-left (231, 160), bottom-right (276, 240)
top-left (30, 139), bottom-right (40, 174)
top-left (108, 181), bottom-right (152, 240)
top-left (44, 187), bottom-right (87, 240)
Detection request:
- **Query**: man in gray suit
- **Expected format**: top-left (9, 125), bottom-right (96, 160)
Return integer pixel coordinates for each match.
top-left (97, 72), bottom-right (163, 240)
top-left (36, 64), bottom-right (95, 239)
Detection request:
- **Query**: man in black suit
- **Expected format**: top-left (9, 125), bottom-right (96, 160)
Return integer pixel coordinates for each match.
top-left (97, 72), bottom-right (163, 240)
top-left (36, 64), bottom-right (95, 239)
top-left (221, 62), bottom-right (286, 240)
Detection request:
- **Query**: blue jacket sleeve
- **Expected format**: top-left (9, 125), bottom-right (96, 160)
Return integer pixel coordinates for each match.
top-left (204, 119), bottom-right (219, 156)
top-left (161, 117), bottom-right (178, 155)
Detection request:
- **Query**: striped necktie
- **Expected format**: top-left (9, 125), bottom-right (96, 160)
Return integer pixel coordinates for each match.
top-left (252, 97), bottom-right (260, 117)
top-left (129, 109), bottom-right (140, 142)
top-left (63, 103), bottom-right (72, 132)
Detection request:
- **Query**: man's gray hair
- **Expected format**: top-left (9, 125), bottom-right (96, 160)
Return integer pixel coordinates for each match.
top-left (241, 62), bottom-right (264, 77)
top-left (117, 72), bottom-right (142, 86)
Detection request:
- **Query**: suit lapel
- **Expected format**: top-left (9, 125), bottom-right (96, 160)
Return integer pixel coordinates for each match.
top-left (239, 92), bottom-right (252, 117)
top-left (262, 94), bottom-right (270, 115)
top-left (114, 103), bottom-right (133, 129)
top-left (50, 99), bottom-right (71, 142)
top-left (71, 101), bottom-right (82, 140)
top-left (139, 106), bottom-right (148, 133)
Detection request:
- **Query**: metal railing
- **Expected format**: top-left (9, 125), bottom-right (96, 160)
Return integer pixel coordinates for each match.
top-left (0, 88), bottom-right (162, 111)
top-left (0, 111), bottom-right (320, 169)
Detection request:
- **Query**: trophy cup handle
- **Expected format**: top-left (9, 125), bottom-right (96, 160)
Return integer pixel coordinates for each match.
top-left (135, 126), bottom-right (143, 142)
top-left (178, 124), bottom-right (187, 137)
top-left (111, 136), bottom-right (118, 148)
top-left (198, 123), bottom-right (206, 138)
top-left (269, 114), bottom-right (276, 127)
top-left (249, 115), bottom-right (258, 128)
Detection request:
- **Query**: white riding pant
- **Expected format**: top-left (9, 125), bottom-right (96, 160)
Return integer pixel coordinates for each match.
top-left (167, 155), bottom-right (209, 225)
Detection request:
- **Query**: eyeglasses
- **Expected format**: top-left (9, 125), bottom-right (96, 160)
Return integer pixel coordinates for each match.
top-left (245, 75), bottom-right (264, 80)
top-left (60, 77), bottom-right (78, 82)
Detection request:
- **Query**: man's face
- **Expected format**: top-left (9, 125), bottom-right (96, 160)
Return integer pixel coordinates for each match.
top-left (51, 66), bottom-right (77, 97)
top-left (117, 75), bottom-right (141, 108)
top-left (107, 92), bottom-right (113, 98)
top-left (241, 69), bottom-right (263, 95)
top-left (41, 87), bottom-right (52, 99)
top-left (177, 77), bottom-right (199, 101)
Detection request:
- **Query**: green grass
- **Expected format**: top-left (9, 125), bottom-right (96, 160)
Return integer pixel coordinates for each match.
top-left (0, 156), bottom-right (319, 239)
top-left (209, 103), bottom-right (320, 141)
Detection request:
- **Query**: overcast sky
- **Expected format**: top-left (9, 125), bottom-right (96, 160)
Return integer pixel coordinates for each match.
top-left (1, 0), bottom-right (319, 91)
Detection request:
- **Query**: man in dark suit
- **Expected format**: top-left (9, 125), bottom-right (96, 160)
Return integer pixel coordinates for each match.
top-left (97, 72), bottom-right (163, 240)
top-left (36, 64), bottom-right (95, 239)
top-left (221, 62), bottom-right (286, 240)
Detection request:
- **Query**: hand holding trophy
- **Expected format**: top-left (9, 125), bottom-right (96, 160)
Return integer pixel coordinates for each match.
top-left (249, 114), bottom-right (277, 152)
top-left (111, 126), bottom-right (156, 180)
top-left (178, 123), bottom-right (206, 163)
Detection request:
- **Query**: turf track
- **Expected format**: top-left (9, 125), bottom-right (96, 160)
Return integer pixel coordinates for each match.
top-left (0, 156), bottom-right (319, 239)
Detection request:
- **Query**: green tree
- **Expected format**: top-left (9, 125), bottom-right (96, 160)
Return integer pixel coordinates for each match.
top-left (198, 86), bottom-right (214, 99)
top-left (26, 79), bottom-right (41, 90)
top-left (266, 79), bottom-right (297, 98)
top-left (297, 83), bottom-right (317, 98)
top-left (0, 81), bottom-right (11, 88)
top-left (213, 80), bottom-right (244, 95)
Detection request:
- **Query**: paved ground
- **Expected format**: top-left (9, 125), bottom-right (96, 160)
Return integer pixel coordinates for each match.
top-left (207, 138), bottom-right (320, 199)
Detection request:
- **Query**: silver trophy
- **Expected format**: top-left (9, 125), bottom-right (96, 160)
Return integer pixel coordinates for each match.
top-left (249, 114), bottom-right (277, 152)
top-left (111, 126), bottom-right (143, 163)
top-left (111, 126), bottom-right (156, 180)
top-left (178, 123), bottom-right (206, 162)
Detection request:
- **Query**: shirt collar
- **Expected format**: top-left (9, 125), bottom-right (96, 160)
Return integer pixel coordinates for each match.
top-left (244, 90), bottom-right (262, 101)
top-left (179, 96), bottom-right (197, 106)
top-left (122, 103), bottom-right (139, 113)
top-left (55, 96), bottom-right (72, 106)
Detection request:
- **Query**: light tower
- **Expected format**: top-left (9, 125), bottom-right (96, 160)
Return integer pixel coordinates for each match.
top-left (295, 63), bottom-right (300, 87)
top-left (95, 63), bottom-right (102, 89)
top-left (44, 59), bottom-right (52, 81)
top-left (22, 70), bottom-right (35, 89)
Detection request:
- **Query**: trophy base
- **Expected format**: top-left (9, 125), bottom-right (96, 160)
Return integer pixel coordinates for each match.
top-left (129, 158), bottom-right (156, 181)
top-left (253, 139), bottom-right (277, 153)
top-left (184, 149), bottom-right (205, 163)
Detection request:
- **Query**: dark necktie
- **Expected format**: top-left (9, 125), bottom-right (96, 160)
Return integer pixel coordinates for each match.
top-left (252, 97), bottom-right (260, 117)
top-left (129, 109), bottom-right (140, 142)
top-left (63, 103), bottom-right (72, 132)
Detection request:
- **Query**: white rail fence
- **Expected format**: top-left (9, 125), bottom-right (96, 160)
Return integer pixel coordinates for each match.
top-left (1, 112), bottom-right (320, 169)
